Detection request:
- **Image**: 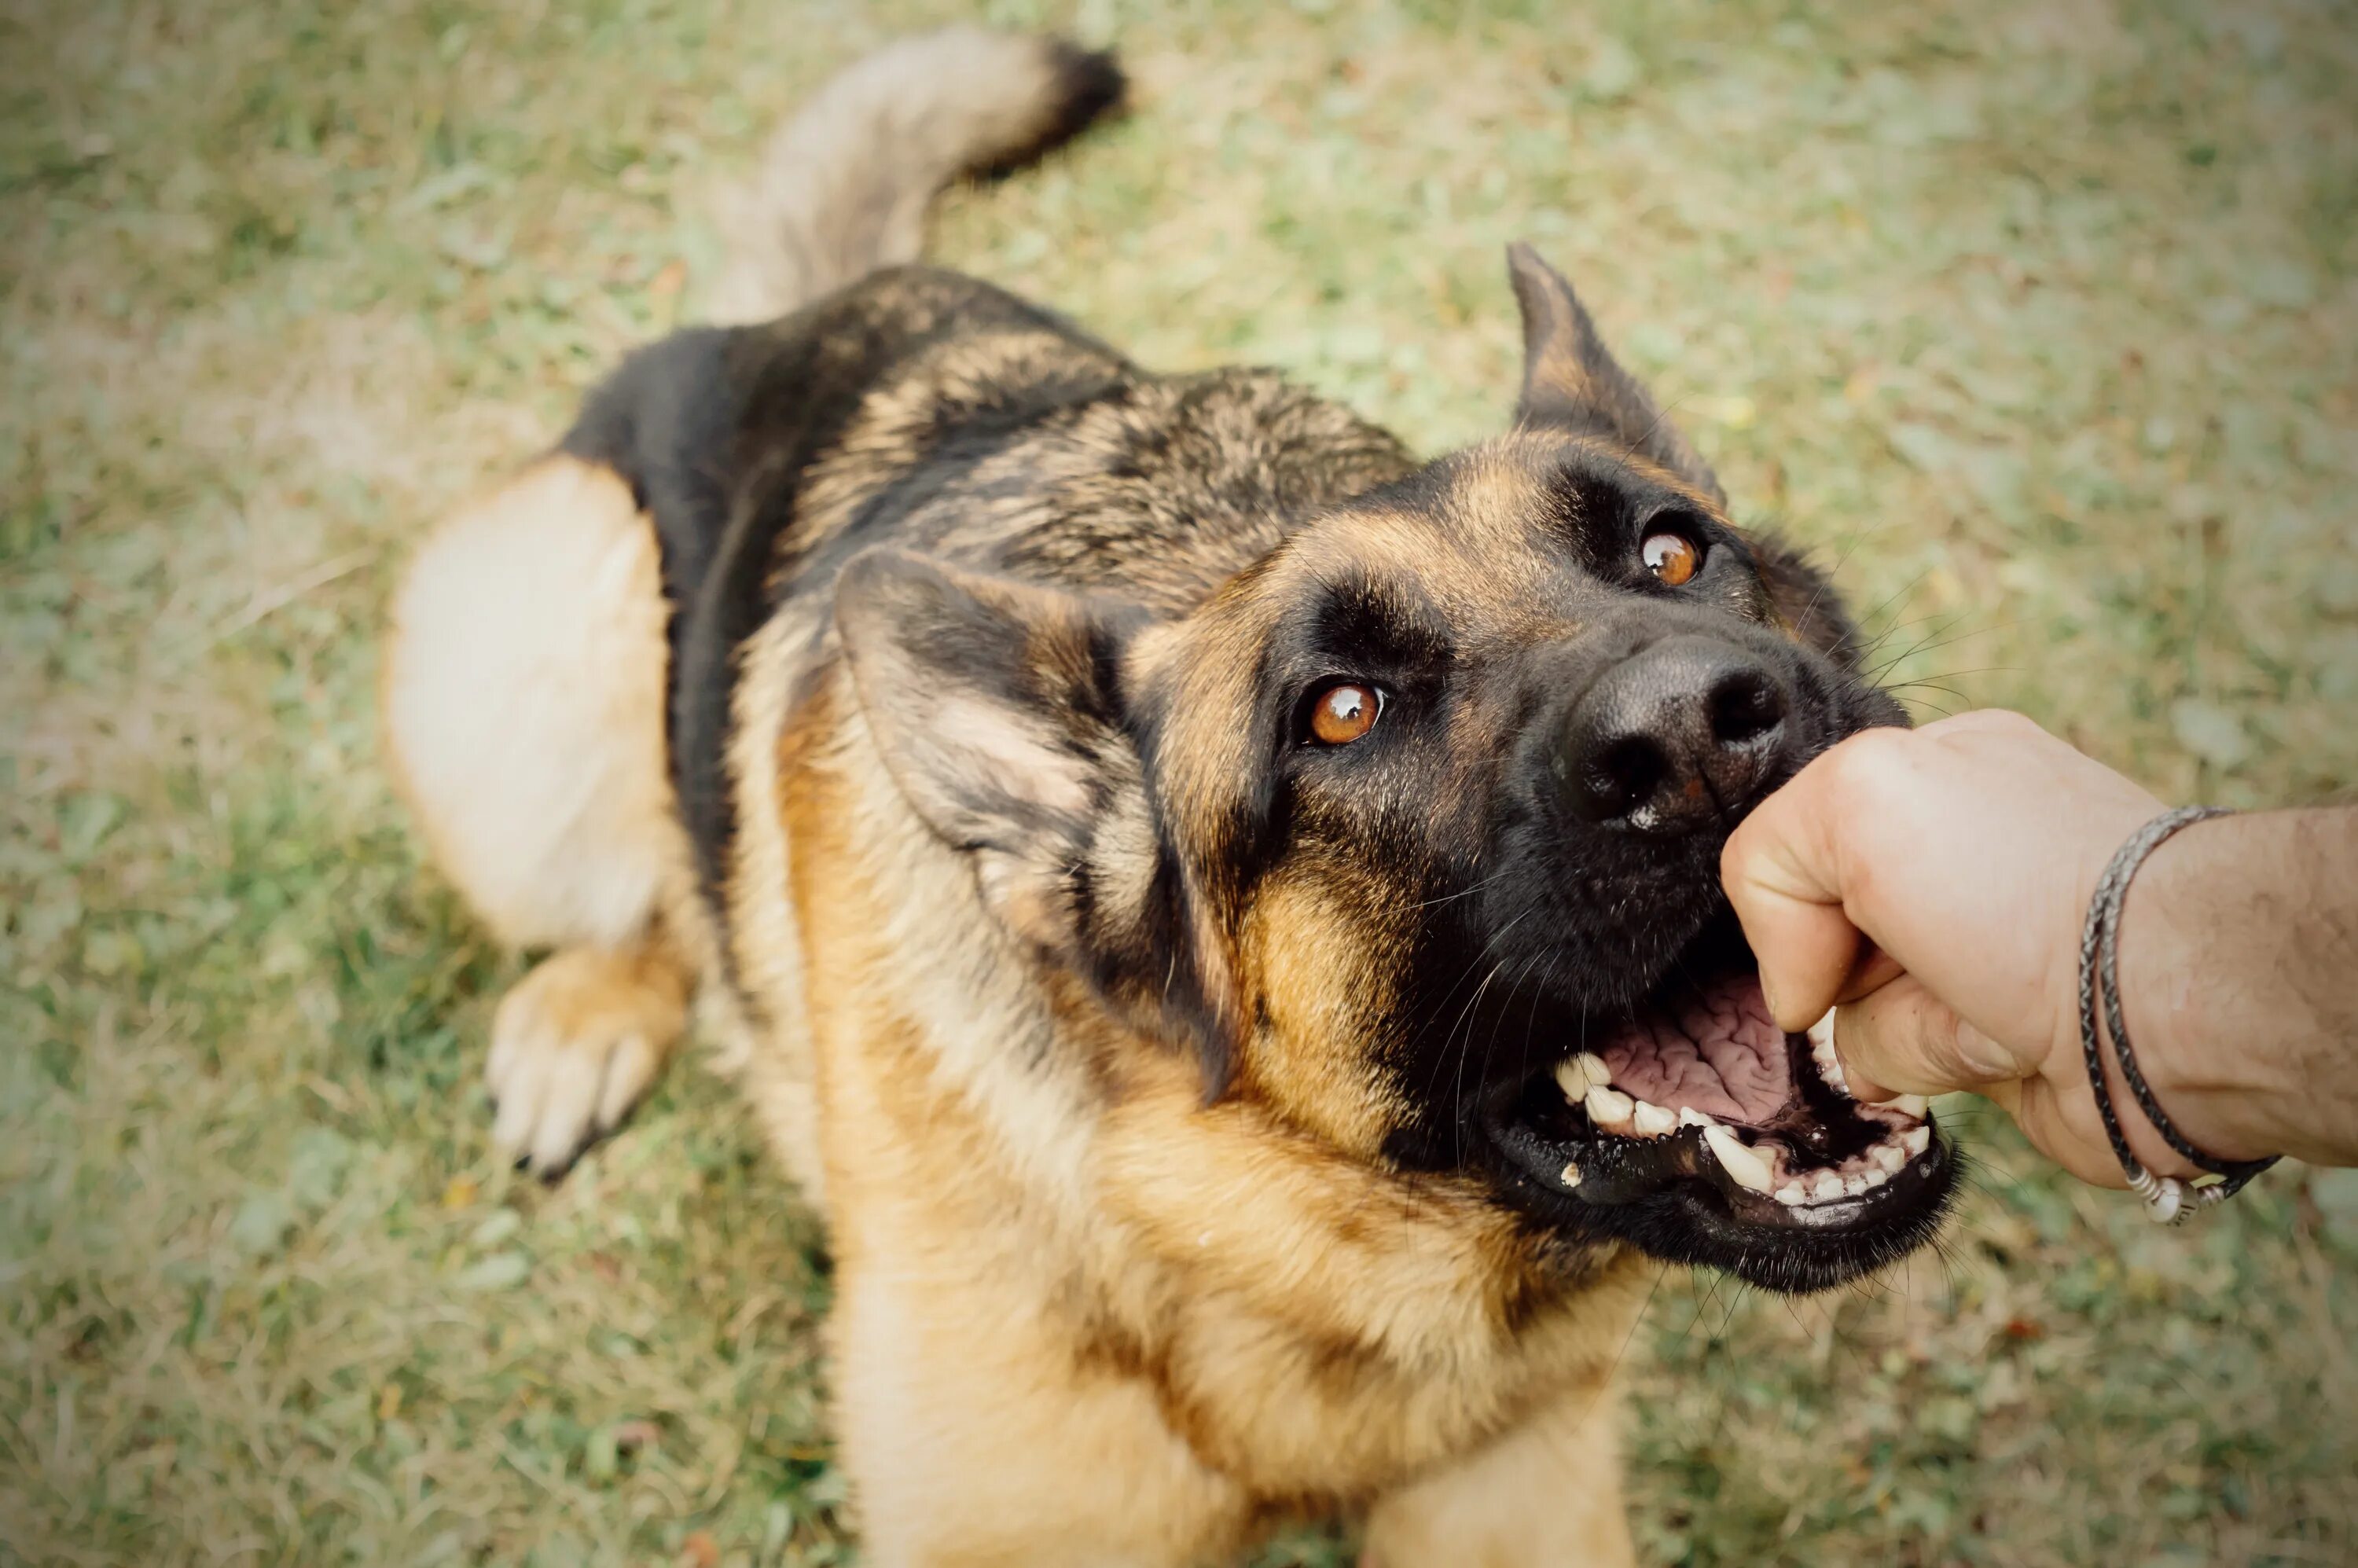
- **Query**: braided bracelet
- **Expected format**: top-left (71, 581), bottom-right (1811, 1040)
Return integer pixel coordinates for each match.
top-left (2077, 805), bottom-right (2279, 1224)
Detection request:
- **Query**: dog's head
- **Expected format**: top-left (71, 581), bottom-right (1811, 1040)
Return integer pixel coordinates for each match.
top-left (836, 245), bottom-right (1955, 1292)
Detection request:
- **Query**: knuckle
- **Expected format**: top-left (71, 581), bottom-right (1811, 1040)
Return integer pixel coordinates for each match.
top-left (1821, 726), bottom-right (1909, 812)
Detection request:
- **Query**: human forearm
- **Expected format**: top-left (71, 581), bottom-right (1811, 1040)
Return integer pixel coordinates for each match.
top-left (2122, 807), bottom-right (2358, 1168)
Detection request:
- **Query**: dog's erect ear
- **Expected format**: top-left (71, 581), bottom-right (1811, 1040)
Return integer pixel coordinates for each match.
top-left (1507, 242), bottom-right (1726, 508)
top-left (835, 548), bottom-right (1144, 949)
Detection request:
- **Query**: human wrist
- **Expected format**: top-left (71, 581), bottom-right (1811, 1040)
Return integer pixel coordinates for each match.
top-left (2111, 815), bottom-right (2290, 1167)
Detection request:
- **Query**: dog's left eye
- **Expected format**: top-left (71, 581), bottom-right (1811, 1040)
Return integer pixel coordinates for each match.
top-left (1641, 528), bottom-right (1702, 586)
top-left (1309, 682), bottom-right (1382, 745)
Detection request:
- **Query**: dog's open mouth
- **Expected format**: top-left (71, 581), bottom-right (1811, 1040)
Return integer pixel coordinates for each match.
top-left (1487, 914), bottom-right (1948, 1236)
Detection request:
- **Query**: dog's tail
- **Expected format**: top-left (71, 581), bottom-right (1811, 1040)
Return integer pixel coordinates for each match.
top-left (707, 31), bottom-right (1125, 324)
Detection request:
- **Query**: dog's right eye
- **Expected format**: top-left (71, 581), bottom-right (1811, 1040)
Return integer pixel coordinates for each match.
top-left (1309, 682), bottom-right (1382, 746)
top-left (1641, 528), bottom-right (1702, 586)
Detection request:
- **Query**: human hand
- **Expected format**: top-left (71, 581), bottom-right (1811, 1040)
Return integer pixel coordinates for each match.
top-left (1719, 709), bottom-right (2184, 1187)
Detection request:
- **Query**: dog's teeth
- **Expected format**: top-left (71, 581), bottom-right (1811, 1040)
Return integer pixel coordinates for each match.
top-left (1874, 1092), bottom-right (1930, 1119)
top-left (1559, 1159), bottom-right (1582, 1188)
top-left (1860, 1166), bottom-right (1890, 1189)
top-left (1871, 1142), bottom-right (1907, 1173)
top-left (1676, 1106), bottom-right (1717, 1129)
top-left (1631, 1100), bottom-right (1677, 1137)
top-left (1775, 1182), bottom-right (1808, 1206)
top-left (1902, 1125), bottom-right (1932, 1158)
top-left (1555, 1053), bottom-right (1612, 1103)
top-left (1842, 1172), bottom-right (1870, 1198)
top-left (1812, 1170), bottom-right (1848, 1202)
top-left (1584, 1085), bottom-right (1635, 1129)
top-left (1702, 1125), bottom-right (1776, 1194)
top-left (1805, 1012), bottom-right (1851, 1097)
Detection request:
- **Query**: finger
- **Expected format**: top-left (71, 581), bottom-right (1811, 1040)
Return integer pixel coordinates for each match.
top-left (1836, 940), bottom-right (1906, 1005)
top-left (1721, 770), bottom-right (1861, 1030)
top-left (1834, 976), bottom-right (2040, 1099)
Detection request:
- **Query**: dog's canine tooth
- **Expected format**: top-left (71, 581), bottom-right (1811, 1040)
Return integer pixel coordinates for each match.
top-left (1630, 1099), bottom-right (1677, 1137)
top-left (1902, 1125), bottom-right (1932, 1157)
top-left (1584, 1084), bottom-right (1635, 1129)
top-left (1553, 1052), bottom-right (1612, 1103)
top-left (1702, 1125), bottom-right (1775, 1194)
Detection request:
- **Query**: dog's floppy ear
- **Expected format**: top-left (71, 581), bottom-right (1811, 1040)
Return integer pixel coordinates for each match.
top-left (1507, 241), bottom-right (1726, 508)
top-left (836, 549), bottom-right (1240, 1081)
top-left (835, 548), bottom-right (1143, 949)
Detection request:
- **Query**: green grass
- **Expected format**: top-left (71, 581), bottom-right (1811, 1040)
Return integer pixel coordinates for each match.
top-left (5, 0), bottom-right (2355, 1562)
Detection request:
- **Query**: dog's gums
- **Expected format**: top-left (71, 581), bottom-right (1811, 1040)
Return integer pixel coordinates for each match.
top-left (1483, 920), bottom-right (1957, 1288)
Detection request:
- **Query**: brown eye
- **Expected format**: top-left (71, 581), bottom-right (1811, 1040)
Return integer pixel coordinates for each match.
top-left (1642, 530), bottom-right (1702, 586)
top-left (1309, 682), bottom-right (1381, 745)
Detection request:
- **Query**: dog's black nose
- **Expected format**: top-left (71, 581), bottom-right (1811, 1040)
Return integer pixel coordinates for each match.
top-left (1555, 635), bottom-right (1791, 835)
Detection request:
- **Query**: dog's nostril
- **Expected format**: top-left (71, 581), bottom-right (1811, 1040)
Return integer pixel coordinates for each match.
top-left (1707, 669), bottom-right (1784, 747)
top-left (1584, 735), bottom-right (1666, 819)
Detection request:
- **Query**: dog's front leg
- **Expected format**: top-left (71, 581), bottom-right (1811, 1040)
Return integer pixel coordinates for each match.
top-left (1360, 1386), bottom-right (1636, 1568)
top-left (825, 1258), bottom-right (1249, 1568)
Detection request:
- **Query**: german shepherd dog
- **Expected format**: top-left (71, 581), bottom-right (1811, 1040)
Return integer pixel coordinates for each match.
top-left (385, 31), bottom-right (1955, 1566)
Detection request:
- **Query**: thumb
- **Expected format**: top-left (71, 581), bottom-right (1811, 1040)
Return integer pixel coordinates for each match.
top-left (1833, 976), bottom-right (2041, 1101)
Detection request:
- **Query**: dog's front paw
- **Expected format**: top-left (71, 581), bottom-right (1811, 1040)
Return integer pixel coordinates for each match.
top-left (487, 946), bottom-right (688, 1178)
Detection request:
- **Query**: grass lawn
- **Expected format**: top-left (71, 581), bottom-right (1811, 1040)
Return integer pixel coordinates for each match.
top-left (5, 0), bottom-right (2355, 1562)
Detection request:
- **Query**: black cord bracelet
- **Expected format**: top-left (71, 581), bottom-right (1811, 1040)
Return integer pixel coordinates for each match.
top-left (2077, 805), bottom-right (2279, 1224)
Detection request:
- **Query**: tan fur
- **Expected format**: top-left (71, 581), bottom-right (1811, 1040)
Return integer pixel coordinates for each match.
top-left (710, 33), bottom-right (1115, 325)
top-left (1236, 872), bottom-right (1412, 1159)
top-left (384, 457), bottom-right (713, 1167)
top-left (487, 938), bottom-right (690, 1171)
top-left (1363, 1390), bottom-right (1636, 1567)
top-left (383, 457), bottom-right (685, 952)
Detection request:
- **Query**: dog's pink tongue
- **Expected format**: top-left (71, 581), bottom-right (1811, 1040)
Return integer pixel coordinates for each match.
top-left (1596, 972), bottom-right (1793, 1126)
